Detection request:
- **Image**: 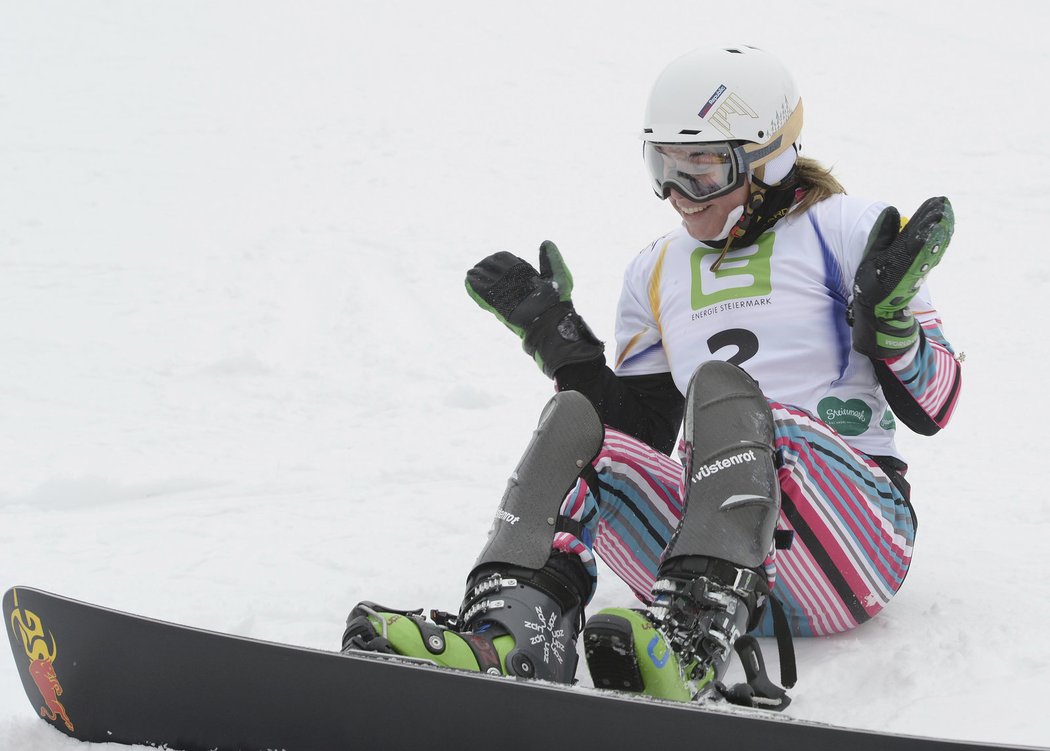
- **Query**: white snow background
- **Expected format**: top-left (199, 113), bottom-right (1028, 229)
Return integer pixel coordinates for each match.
top-left (1, 0), bottom-right (1046, 748)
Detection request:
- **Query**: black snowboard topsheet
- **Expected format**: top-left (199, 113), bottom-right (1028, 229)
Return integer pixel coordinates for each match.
top-left (2, 586), bottom-right (1038, 751)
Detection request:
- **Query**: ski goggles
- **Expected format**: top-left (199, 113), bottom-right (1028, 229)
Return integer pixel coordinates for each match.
top-left (643, 141), bottom-right (748, 203)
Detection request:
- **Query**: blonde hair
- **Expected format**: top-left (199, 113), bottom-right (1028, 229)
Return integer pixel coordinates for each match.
top-left (790, 157), bottom-right (845, 215)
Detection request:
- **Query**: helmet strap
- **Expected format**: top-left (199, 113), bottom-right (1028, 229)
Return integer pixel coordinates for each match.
top-left (707, 171), bottom-right (800, 272)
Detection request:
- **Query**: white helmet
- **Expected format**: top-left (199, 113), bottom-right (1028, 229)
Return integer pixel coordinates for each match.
top-left (642, 45), bottom-right (803, 201)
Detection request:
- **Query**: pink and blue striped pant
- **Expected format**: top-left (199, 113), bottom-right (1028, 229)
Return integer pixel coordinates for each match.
top-left (552, 402), bottom-right (916, 637)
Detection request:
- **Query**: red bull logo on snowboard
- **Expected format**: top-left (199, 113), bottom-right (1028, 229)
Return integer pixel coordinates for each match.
top-left (9, 591), bottom-right (74, 732)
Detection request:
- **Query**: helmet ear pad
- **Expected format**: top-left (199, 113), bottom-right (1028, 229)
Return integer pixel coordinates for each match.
top-left (753, 144), bottom-right (798, 186)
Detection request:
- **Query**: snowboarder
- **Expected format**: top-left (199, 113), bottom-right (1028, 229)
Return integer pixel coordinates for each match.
top-left (343, 45), bottom-right (961, 707)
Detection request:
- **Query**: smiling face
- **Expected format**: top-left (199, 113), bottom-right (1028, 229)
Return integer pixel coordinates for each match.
top-left (669, 182), bottom-right (750, 241)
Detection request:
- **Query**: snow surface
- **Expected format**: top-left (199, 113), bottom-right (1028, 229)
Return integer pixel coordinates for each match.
top-left (1, 0), bottom-right (1047, 748)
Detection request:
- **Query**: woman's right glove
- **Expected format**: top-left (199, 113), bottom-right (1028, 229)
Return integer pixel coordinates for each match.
top-left (465, 240), bottom-right (604, 378)
top-left (850, 196), bottom-right (954, 360)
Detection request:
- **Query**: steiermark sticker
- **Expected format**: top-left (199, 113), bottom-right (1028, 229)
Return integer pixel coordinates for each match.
top-left (817, 397), bottom-right (873, 437)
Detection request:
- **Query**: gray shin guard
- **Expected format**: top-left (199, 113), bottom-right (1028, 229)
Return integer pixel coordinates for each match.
top-left (473, 390), bottom-right (604, 572)
top-left (666, 361), bottom-right (779, 570)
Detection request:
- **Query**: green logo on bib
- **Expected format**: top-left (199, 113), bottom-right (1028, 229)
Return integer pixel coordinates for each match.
top-left (879, 409), bottom-right (896, 431)
top-left (690, 233), bottom-right (775, 310)
top-left (817, 397), bottom-right (873, 436)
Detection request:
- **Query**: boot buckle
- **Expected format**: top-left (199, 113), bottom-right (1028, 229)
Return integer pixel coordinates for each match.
top-left (729, 566), bottom-right (762, 598)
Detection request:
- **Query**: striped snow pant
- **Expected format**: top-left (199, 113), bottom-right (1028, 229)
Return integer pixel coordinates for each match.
top-left (551, 401), bottom-right (916, 637)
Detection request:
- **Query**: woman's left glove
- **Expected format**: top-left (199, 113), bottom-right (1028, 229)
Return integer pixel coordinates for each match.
top-left (850, 196), bottom-right (954, 360)
top-left (465, 240), bottom-right (604, 378)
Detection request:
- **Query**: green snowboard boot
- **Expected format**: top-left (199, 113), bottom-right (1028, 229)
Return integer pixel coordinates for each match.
top-left (583, 608), bottom-right (713, 701)
top-left (342, 559), bottom-right (586, 683)
top-left (583, 557), bottom-right (765, 703)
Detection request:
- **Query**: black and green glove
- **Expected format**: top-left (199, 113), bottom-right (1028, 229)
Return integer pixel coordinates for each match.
top-left (850, 196), bottom-right (954, 360)
top-left (465, 241), bottom-right (604, 378)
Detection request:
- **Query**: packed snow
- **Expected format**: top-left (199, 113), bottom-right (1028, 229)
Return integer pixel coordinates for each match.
top-left (2, 1), bottom-right (1047, 748)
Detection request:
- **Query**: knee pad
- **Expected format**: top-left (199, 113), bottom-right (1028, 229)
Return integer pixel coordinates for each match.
top-left (473, 390), bottom-right (604, 572)
top-left (667, 361), bottom-right (779, 569)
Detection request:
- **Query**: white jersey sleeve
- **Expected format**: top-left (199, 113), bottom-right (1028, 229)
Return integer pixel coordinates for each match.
top-left (613, 237), bottom-right (673, 377)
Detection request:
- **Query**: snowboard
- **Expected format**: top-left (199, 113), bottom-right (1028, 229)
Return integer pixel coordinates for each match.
top-left (3, 585), bottom-right (1038, 751)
